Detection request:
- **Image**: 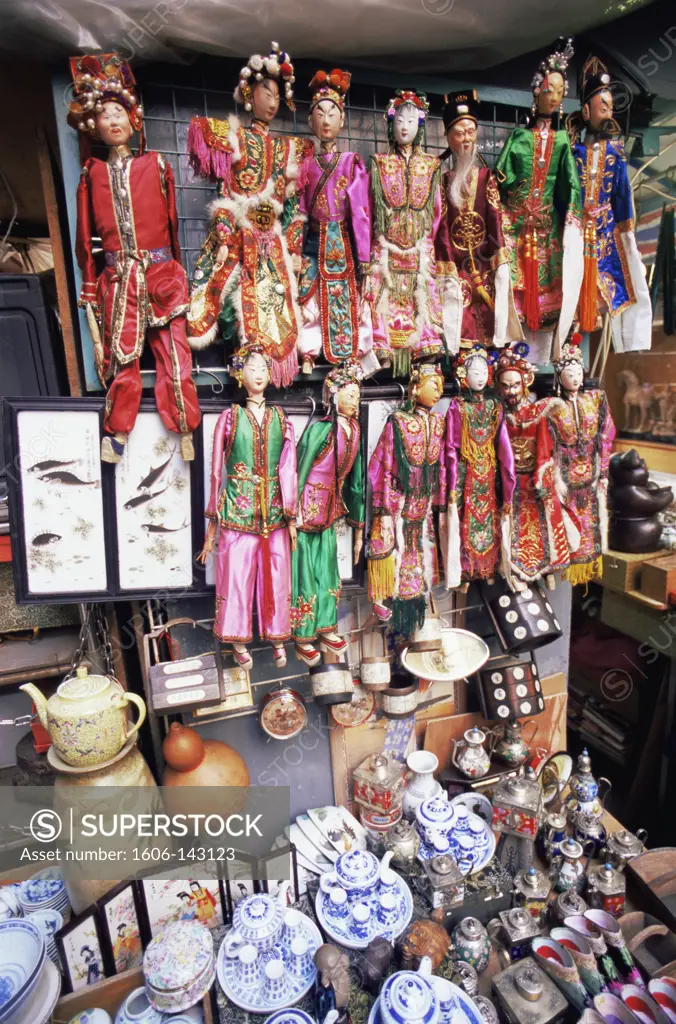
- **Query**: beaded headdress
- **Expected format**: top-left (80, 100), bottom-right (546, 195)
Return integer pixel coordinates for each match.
top-left (235, 41), bottom-right (296, 112)
top-left (323, 360), bottom-right (363, 406)
top-left (496, 343), bottom-right (535, 387)
top-left (67, 53), bottom-right (143, 137)
top-left (230, 344), bottom-right (272, 386)
top-left (386, 90), bottom-right (429, 148)
top-left (455, 344), bottom-right (497, 386)
top-left (309, 69), bottom-right (351, 113)
top-left (554, 335), bottom-right (585, 374)
top-left (530, 37), bottom-right (575, 118)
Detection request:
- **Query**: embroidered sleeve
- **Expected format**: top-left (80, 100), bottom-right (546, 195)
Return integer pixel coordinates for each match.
top-left (368, 419), bottom-right (398, 516)
top-left (278, 408), bottom-right (298, 522)
top-left (161, 156), bottom-right (182, 262)
top-left (556, 134), bottom-right (583, 225)
top-left (599, 392), bottom-right (616, 477)
top-left (611, 144), bottom-right (635, 231)
top-left (344, 425), bottom-right (365, 528)
top-left (484, 170), bottom-right (508, 264)
top-left (435, 172), bottom-right (452, 265)
top-left (445, 401), bottom-right (462, 501)
top-left (188, 116), bottom-right (234, 181)
top-left (496, 408), bottom-right (516, 505)
top-left (494, 130), bottom-right (516, 195)
top-left (206, 407), bottom-right (233, 519)
top-left (347, 154), bottom-right (372, 267)
top-left (432, 415), bottom-right (447, 509)
top-left (75, 162), bottom-right (98, 307)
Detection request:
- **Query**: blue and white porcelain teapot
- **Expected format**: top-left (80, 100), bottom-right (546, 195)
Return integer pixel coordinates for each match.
top-left (379, 956), bottom-right (439, 1024)
top-left (319, 849), bottom-right (394, 896)
top-left (224, 884), bottom-right (290, 955)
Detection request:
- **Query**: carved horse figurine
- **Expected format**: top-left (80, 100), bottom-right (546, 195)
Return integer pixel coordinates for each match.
top-left (617, 369), bottom-right (654, 433)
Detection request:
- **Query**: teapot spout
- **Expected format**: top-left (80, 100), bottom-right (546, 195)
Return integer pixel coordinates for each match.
top-left (19, 683), bottom-right (48, 731)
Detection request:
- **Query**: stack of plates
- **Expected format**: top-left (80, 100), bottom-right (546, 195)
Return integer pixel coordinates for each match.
top-left (26, 910), bottom-right (63, 970)
top-left (0, 918), bottom-right (55, 1024)
top-left (18, 870), bottom-right (70, 921)
top-left (0, 886), bottom-right (22, 923)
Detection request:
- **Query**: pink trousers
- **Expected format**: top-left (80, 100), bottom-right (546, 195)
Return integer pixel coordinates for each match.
top-left (214, 526), bottom-right (292, 643)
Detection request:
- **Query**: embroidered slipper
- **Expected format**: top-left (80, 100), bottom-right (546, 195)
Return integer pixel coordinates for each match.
top-left (295, 644), bottom-right (321, 668)
top-left (272, 646), bottom-right (288, 669)
top-left (319, 635), bottom-right (347, 654)
top-left (232, 646), bottom-right (253, 670)
top-left (373, 603), bottom-right (392, 622)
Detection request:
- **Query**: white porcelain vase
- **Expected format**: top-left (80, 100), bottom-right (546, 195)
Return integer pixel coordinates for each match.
top-left (402, 751), bottom-right (441, 821)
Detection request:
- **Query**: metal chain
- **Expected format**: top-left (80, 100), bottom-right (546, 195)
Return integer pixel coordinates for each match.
top-left (0, 715), bottom-right (35, 727)
top-left (94, 605), bottom-right (115, 677)
top-left (70, 603), bottom-right (93, 674)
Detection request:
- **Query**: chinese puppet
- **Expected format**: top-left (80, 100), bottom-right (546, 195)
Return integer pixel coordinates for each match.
top-left (497, 345), bottom-right (579, 588)
top-left (198, 346), bottom-right (297, 669)
top-left (292, 361), bottom-right (364, 667)
top-left (188, 42), bottom-right (311, 387)
top-left (567, 57), bottom-right (652, 352)
top-left (495, 39), bottom-right (584, 365)
top-left (445, 346), bottom-right (516, 588)
top-left (546, 338), bottom-right (615, 585)
top-left (365, 92), bottom-right (446, 376)
top-left (367, 363), bottom-right (446, 635)
top-left (435, 91), bottom-right (522, 352)
top-left (69, 53), bottom-right (200, 464)
top-left (297, 70), bottom-right (378, 375)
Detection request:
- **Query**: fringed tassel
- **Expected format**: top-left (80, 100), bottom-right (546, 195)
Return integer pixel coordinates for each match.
top-left (524, 225), bottom-right (541, 331)
top-left (579, 218), bottom-right (599, 333)
top-left (188, 117), bottom-right (231, 181)
top-left (392, 346), bottom-right (411, 379)
top-left (271, 347), bottom-right (300, 389)
top-left (392, 596), bottom-right (427, 638)
top-left (260, 535), bottom-right (277, 626)
top-left (563, 556), bottom-right (602, 587)
top-left (368, 555), bottom-right (395, 603)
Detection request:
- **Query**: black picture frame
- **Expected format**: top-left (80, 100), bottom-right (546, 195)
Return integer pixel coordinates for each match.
top-left (261, 843), bottom-right (301, 904)
top-left (136, 876), bottom-right (229, 939)
top-left (96, 880), bottom-right (146, 975)
top-left (55, 904), bottom-right (112, 995)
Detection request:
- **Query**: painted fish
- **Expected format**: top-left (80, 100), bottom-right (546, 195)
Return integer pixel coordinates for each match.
top-left (39, 472), bottom-right (97, 486)
top-left (141, 520), bottom-right (188, 533)
top-left (123, 484), bottom-right (168, 511)
top-left (27, 459), bottom-right (76, 474)
top-left (137, 447), bottom-right (176, 492)
top-left (31, 533), bottom-right (62, 546)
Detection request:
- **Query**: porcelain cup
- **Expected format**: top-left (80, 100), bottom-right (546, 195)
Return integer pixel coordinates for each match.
top-left (351, 903), bottom-right (371, 940)
top-left (289, 936), bottom-right (313, 979)
top-left (236, 944), bottom-right (261, 989)
top-left (262, 960), bottom-right (287, 1003)
top-left (432, 976), bottom-right (455, 1024)
top-left (454, 806), bottom-right (470, 832)
top-left (379, 867), bottom-right (397, 894)
top-left (378, 893), bottom-right (398, 928)
top-left (114, 986), bottom-right (164, 1024)
top-left (281, 908), bottom-right (304, 947)
top-left (328, 888), bottom-right (349, 920)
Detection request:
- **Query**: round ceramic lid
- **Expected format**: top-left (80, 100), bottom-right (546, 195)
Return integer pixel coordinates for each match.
top-left (263, 1012), bottom-right (316, 1024)
top-left (144, 921), bottom-right (213, 993)
top-left (418, 795), bottom-right (455, 825)
top-left (335, 849), bottom-right (379, 888)
top-left (381, 970), bottom-right (438, 1024)
top-left (58, 671), bottom-right (110, 701)
top-left (233, 893), bottom-right (283, 940)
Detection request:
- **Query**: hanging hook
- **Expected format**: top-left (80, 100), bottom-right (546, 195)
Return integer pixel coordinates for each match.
top-left (194, 362), bottom-right (224, 395)
top-left (296, 394), bottom-right (317, 443)
top-left (396, 382), bottom-right (406, 401)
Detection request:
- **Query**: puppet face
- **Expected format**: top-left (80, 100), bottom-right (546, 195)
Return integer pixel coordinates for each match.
top-left (336, 382), bottom-right (360, 418)
top-left (447, 117), bottom-right (477, 156)
top-left (251, 78), bottom-right (280, 122)
top-left (96, 101), bottom-right (134, 146)
top-left (584, 89), bottom-right (614, 131)
top-left (414, 372), bottom-right (443, 409)
top-left (393, 103), bottom-right (420, 146)
top-left (310, 98), bottom-right (344, 142)
top-left (537, 71), bottom-right (565, 116)
top-left (560, 361), bottom-right (584, 392)
top-left (241, 351), bottom-right (271, 395)
top-left (499, 369), bottom-right (525, 406)
top-left (466, 356), bottom-right (489, 392)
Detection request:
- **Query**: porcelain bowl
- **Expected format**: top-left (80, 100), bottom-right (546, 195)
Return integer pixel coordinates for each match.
top-left (144, 921), bottom-right (215, 1014)
top-left (0, 919), bottom-right (46, 1023)
top-left (26, 909), bottom-right (63, 965)
top-left (114, 987), bottom-right (163, 1024)
top-left (69, 1009), bottom-right (114, 1024)
top-left (0, 887), bottom-right (21, 922)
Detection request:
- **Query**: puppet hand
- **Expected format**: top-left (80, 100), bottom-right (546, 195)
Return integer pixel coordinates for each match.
top-left (288, 521), bottom-right (298, 552)
top-left (353, 528), bottom-right (364, 565)
top-left (292, 253), bottom-right (301, 276)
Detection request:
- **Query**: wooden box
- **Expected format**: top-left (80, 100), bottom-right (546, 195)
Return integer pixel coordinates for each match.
top-left (53, 965), bottom-right (215, 1024)
top-left (601, 549), bottom-right (664, 596)
top-left (149, 651), bottom-right (224, 714)
top-left (640, 553), bottom-right (676, 606)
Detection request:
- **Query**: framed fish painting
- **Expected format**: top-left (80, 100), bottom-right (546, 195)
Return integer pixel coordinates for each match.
top-left (3, 397), bottom-right (115, 604)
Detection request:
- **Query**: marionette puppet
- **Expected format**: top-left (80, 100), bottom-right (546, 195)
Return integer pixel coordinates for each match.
top-left (69, 53), bottom-right (200, 464)
top-left (297, 70), bottom-right (378, 376)
top-left (367, 363), bottom-right (446, 635)
top-left (495, 39), bottom-right (584, 365)
top-left (364, 92), bottom-right (446, 376)
top-left (188, 42), bottom-right (312, 388)
top-left (567, 57), bottom-right (652, 353)
top-left (496, 345), bottom-right (579, 589)
top-left (445, 346), bottom-right (516, 589)
top-left (198, 346), bottom-right (297, 669)
top-left (435, 91), bottom-right (522, 353)
top-left (292, 361), bottom-right (365, 667)
top-left (546, 338), bottom-right (615, 585)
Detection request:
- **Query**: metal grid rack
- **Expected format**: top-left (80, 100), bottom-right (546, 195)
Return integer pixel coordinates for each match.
top-left (138, 63), bottom-right (523, 278)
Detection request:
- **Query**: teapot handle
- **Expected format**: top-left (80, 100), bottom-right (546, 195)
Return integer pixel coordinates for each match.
top-left (119, 692), bottom-right (147, 742)
top-left (636, 828), bottom-right (649, 846)
top-left (380, 850), bottom-right (394, 873)
top-left (522, 719), bottom-right (539, 746)
top-left (224, 929), bottom-right (245, 957)
top-left (597, 777), bottom-right (612, 809)
top-left (451, 738), bottom-right (461, 769)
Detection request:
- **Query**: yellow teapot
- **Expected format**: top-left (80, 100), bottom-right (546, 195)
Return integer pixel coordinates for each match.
top-left (21, 666), bottom-right (146, 768)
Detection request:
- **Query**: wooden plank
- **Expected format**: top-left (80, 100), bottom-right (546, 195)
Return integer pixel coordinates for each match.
top-left (601, 588), bottom-right (676, 658)
top-left (36, 126), bottom-right (81, 397)
top-left (0, 626), bottom-right (80, 688)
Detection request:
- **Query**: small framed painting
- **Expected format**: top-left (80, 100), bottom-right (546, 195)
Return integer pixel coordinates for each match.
top-left (55, 906), bottom-right (111, 994)
top-left (138, 877), bottom-right (227, 938)
top-left (97, 880), bottom-right (145, 974)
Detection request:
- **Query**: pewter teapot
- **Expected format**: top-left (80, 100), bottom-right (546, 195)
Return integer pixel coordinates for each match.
top-left (451, 727), bottom-right (492, 779)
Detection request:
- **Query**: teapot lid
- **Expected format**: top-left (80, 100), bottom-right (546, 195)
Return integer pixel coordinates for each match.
top-left (561, 837), bottom-right (583, 860)
top-left (514, 964), bottom-right (544, 1002)
top-left (430, 855), bottom-right (456, 876)
top-left (522, 867), bottom-right (544, 890)
top-left (613, 829), bottom-right (638, 849)
top-left (465, 727), bottom-right (485, 744)
top-left (58, 666), bottom-right (111, 701)
top-left (459, 917), bottom-right (484, 939)
top-left (507, 907), bottom-right (531, 930)
top-left (576, 748), bottom-right (593, 774)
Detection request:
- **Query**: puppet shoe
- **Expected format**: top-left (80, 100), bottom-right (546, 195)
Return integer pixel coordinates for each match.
top-left (180, 433), bottom-right (195, 461)
top-left (295, 643), bottom-right (321, 668)
top-left (301, 358), bottom-right (314, 375)
top-left (319, 634), bottom-right (348, 655)
top-left (373, 603), bottom-right (392, 623)
top-left (232, 645), bottom-right (253, 670)
top-left (545, 574), bottom-right (557, 591)
top-left (101, 435), bottom-right (126, 463)
top-left (272, 645), bottom-right (287, 669)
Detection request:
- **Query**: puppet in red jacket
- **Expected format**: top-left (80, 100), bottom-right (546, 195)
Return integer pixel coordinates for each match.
top-left (69, 53), bottom-right (200, 463)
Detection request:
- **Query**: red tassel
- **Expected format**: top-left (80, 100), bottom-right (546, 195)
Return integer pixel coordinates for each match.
top-left (260, 534), bottom-right (277, 628)
top-left (524, 226), bottom-right (541, 331)
top-left (579, 219), bottom-right (598, 333)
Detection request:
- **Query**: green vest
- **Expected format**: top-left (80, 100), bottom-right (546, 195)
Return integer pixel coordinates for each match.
top-left (219, 405), bottom-right (287, 534)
